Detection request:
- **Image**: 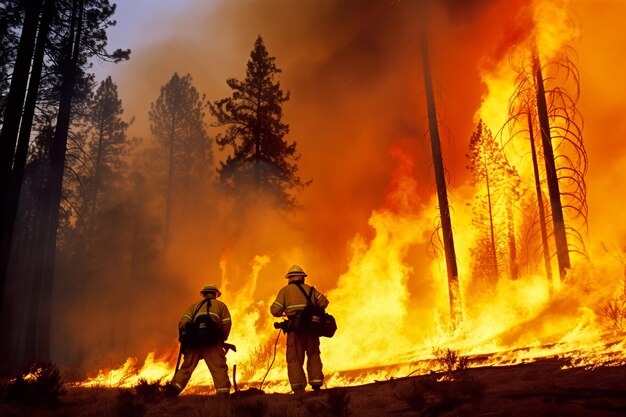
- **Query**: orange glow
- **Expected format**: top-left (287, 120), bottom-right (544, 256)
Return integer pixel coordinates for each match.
top-left (77, 0), bottom-right (626, 392)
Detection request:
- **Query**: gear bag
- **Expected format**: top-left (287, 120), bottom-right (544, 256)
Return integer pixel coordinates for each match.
top-left (178, 299), bottom-right (224, 347)
top-left (291, 284), bottom-right (337, 338)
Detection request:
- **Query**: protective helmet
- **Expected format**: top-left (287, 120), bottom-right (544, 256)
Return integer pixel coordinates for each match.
top-left (200, 284), bottom-right (221, 298)
top-left (285, 264), bottom-right (307, 279)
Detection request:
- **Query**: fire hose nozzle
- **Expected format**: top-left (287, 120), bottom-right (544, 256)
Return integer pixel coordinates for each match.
top-left (274, 321), bottom-right (289, 331)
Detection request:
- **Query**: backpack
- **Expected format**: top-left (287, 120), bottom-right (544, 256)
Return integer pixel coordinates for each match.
top-left (179, 299), bottom-right (224, 347)
top-left (291, 284), bottom-right (337, 338)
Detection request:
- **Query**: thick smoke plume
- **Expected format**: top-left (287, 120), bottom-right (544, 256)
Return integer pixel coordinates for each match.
top-left (48, 0), bottom-right (626, 376)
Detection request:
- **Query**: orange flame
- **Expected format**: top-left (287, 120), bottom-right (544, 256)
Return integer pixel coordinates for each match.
top-left (79, 0), bottom-right (626, 392)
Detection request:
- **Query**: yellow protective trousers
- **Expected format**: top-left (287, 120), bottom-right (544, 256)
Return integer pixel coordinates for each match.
top-left (286, 331), bottom-right (324, 391)
top-left (171, 344), bottom-right (230, 394)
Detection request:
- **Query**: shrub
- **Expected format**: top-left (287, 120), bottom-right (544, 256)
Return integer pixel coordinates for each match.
top-left (600, 276), bottom-right (626, 333)
top-left (134, 378), bottom-right (164, 402)
top-left (5, 361), bottom-right (65, 407)
top-left (432, 348), bottom-right (469, 379)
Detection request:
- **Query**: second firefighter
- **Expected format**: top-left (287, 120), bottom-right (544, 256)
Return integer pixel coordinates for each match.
top-left (270, 265), bottom-right (329, 394)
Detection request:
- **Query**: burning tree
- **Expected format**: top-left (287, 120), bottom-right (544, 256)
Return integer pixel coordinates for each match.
top-left (420, 30), bottom-right (462, 327)
top-left (467, 120), bottom-right (521, 285)
top-left (506, 44), bottom-right (588, 283)
top-left (210, 35), bottom-right (308, 208)
top-left (149, 72), bottom-right (211, 243)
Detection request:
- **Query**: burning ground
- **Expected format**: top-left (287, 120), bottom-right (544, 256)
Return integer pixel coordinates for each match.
top-left (2, 358), bottom-right (626, 416)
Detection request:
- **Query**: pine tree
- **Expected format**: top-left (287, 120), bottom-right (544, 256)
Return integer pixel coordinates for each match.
top-left (467, 120), bottom-right (521, 284)
top-left (505, 43), bottom-right (588, 283)
top-left (0, 0), bottom-right (129, 371)
top-left (0, 0), bottom-right (23, 116)
top-left (81, 76), bottom-right (130, 220)
top-left (210, 35), bottom-right (308, 208)
top-left (149, 72), bottom-right (211, 242)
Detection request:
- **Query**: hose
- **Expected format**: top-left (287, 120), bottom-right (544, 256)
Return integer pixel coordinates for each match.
top-left (259, 329), bottom-right (282, 391)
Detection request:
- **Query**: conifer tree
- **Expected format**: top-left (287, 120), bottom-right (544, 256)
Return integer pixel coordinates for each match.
top-left (210, 35), bottom-right (308, 208)
top-left (81, 76), bottom-right (130, 221)
top-left (149, 72), bottom-right (211, 242)
top-left (468, 120), bottom-right (521, 284)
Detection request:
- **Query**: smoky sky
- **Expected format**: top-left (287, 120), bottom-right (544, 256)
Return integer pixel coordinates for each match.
top-left (61, 0), bottom-right (626, 368)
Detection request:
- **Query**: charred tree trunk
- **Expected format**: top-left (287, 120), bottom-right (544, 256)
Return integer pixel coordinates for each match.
top-left (420, 33), bottom-right (462, 327)
top-left (533, 52), bottom-right (570, 280)
top-left (527, 111), bottom-right (553, 284)
top-left (0, 0), bottom-right (44, 309)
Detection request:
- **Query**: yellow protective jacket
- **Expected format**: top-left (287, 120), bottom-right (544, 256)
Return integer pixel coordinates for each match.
top-left (271, 280), bottom-right (329, 318)
top-left (179, 295), bottom-right (232, 340)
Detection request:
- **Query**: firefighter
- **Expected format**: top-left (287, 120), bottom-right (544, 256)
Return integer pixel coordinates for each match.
top-left (270, 265), bottom-right (329, 394)
top-left (170, 284), bottom-right (232, 396)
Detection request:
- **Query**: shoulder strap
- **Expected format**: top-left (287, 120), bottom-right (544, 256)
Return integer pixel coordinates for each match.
top-left (191, 298), bottom-right (211, 321)
top-left (294, 283), bottom-right (313, 307)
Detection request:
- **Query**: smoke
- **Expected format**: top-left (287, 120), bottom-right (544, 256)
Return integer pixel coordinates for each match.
top-left (49, 0), bottom-right (626, 374)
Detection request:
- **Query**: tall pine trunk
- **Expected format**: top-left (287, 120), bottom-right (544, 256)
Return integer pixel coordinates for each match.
top-left (420, 32), bottom-right (462, 327)
top-left (533, 52), bottom-right (570, 280)
top-left (1, 0), bottom-right (55, 313)
top-left (28, 0), bottom-right (84, 364)
top-left (0, 0), bottom-right (44, 309)
top-left (528, 111), bottom-right (553, 284)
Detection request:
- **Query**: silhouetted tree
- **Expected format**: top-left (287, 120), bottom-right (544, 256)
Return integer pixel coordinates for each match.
top-left (149, 72), bottom-right (211, 242)
top-left (80, 76), bottom-right (130, 223)
top-left (420, 30), bottom-right (461, 327)
top-left (0, 0), bottom-right (23, 117)
top-left (210, 35), bottom-right (308, 208)
top-left (0, 0), bottom-right (129, 372)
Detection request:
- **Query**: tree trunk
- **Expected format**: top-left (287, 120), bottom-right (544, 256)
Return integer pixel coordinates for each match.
top-left (527, 111), bottom-right (553, 284)
top-left (533, 52), bottom-right (570, 281)
top-left (28, 0), bottom-right (84, 364)
top-left (507, 205), bottom-right (519, 279)
top-left (0, 0), bottom-right (55, 315)
top-left (420, 32), bottom-right (462, 328)
top-left (0, 0), bottom-right (44, 310)
top-left (90, 116), bottom-right (106, 219)
top-left (165, 111), bottom-right (176, 244)
top-left (484, 156), bottom-right (498, 279)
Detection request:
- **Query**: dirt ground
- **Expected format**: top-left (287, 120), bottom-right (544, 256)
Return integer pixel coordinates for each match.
top-left (1, 358), bottom-right (626, 417)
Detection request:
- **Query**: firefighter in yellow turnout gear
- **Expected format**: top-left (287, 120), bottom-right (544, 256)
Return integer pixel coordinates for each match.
top-left (271, 265), bottom-right (329, 394)
top-left (171, 285), bottom-right (232, 395)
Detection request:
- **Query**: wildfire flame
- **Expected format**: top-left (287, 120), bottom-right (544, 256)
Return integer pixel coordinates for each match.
top-left (78, 0), bottom-right (626, 392)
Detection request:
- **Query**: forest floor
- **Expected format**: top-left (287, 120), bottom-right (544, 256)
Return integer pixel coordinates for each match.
top-left (1, 358), bottom-right (626, 417)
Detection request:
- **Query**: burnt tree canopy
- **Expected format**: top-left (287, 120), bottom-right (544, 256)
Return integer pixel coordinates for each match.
top-left (210, 35), bottom-right (308, 208)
